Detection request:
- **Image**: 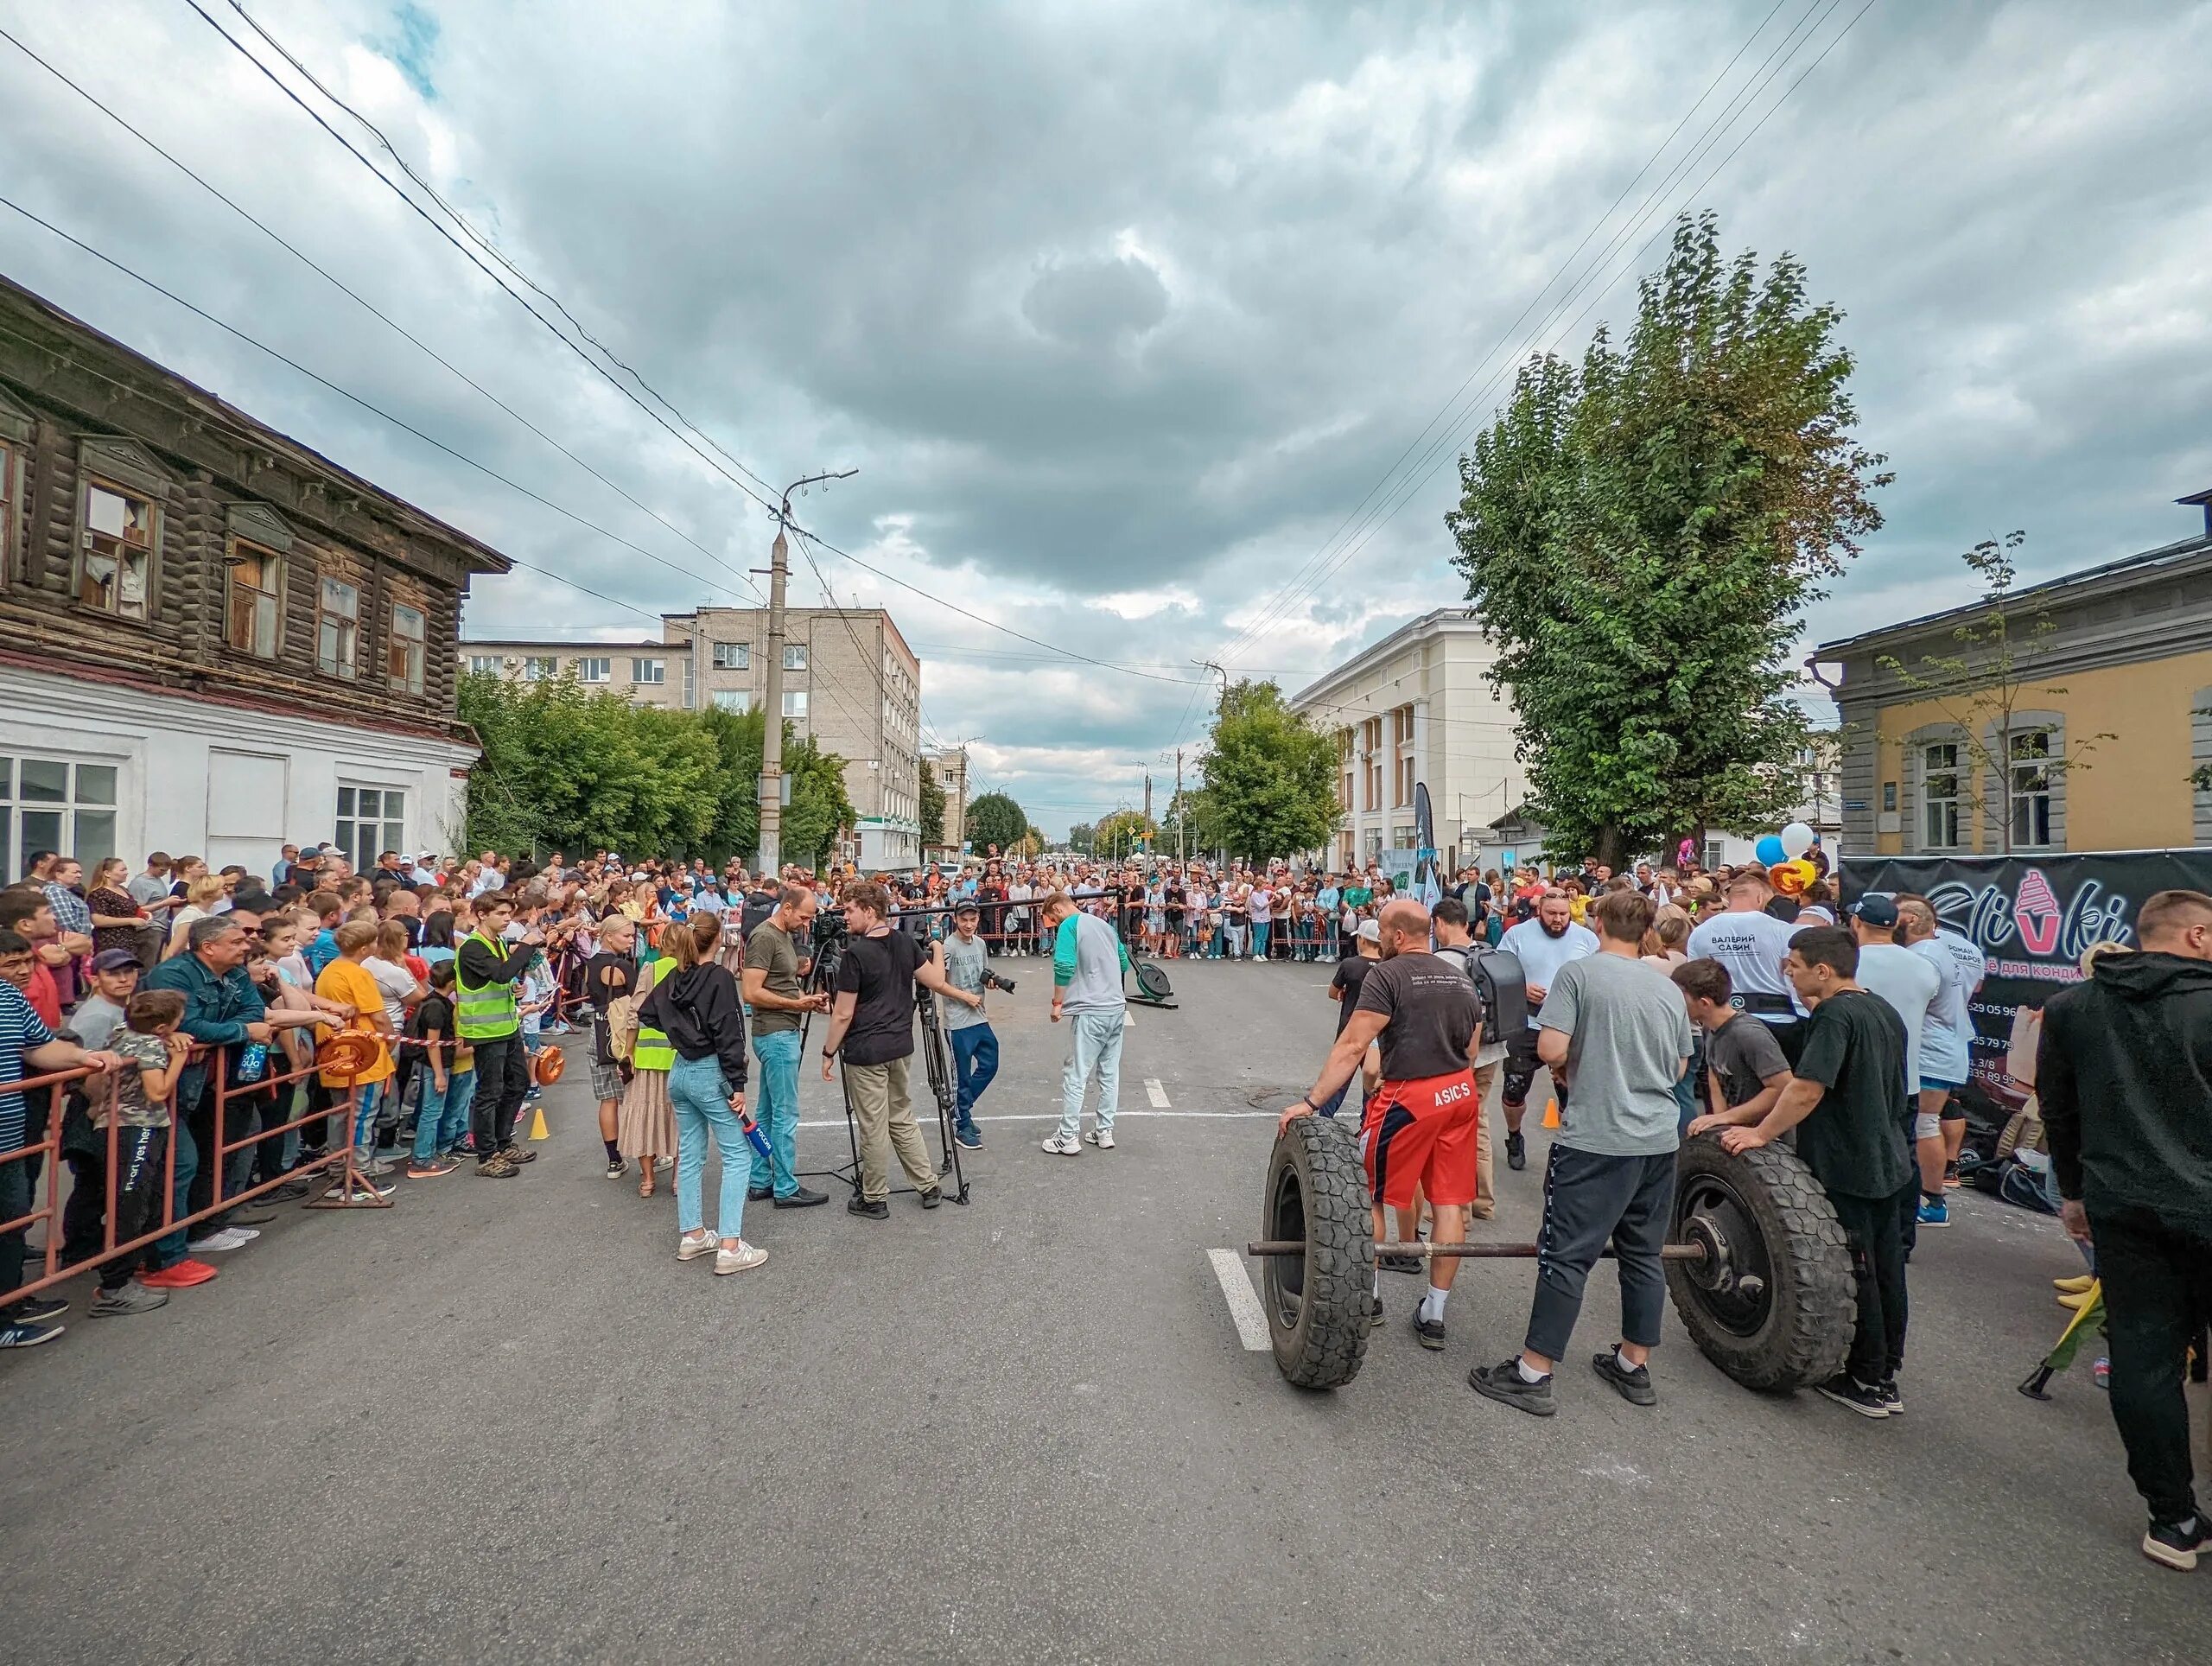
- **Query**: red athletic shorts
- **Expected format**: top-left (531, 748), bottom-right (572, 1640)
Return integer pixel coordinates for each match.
top-left (1361, 1069), bottom-right (1482, 1211)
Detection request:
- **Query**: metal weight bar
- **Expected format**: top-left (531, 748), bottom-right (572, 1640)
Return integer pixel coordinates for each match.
top-left (1245, 1239), bottom-right (1711, 1262)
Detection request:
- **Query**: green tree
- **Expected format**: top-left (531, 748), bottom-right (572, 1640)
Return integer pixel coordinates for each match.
top-left (918, 762), bottom-right (947, 848)
top-left (1446, 212), bottom-right (1889, 867)
top-left (1875, 531), bottom-right (2112, 854)
top-left (966, 791), bottom-right (1028, 855)
top-left (1193, 679), bottom-right (1339, 862)
top-left (1066, 820), bottom-right (1096, 855)
top-left (1092, 808), bottom-right (1156, 860)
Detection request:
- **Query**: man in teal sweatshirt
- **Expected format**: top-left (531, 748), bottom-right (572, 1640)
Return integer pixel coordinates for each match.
top-left (1041, 891), bottom-right (1131, 1154)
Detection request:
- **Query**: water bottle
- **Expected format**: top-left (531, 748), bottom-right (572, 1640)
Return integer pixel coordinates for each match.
top-left (238, 1041), bottom-right (269, 1084)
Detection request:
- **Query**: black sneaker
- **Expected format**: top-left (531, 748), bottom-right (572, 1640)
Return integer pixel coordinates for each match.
top-left (954, 1126), bottom-right (983, 1150)
top-left (847, 1195), bottom-right (889, 1220)
top-left (1592, 1349), bottom-right (1657, 1406)
top-left (1469, 1357), bottom-right (1555, 1416)
top-left (773, 1186), bottom-right (828, 1209)
top-left (1815, 1373), bottom-right (1892, 1418)
top-left (605, 1157), bottom-right (626, 1180)
top-left (2143, 1514), bottom-right (2209, 1572)
top-left (1876, 1379), bottom-right (1904, 1415)
top-left (1505, 1131), bottom-right (1527, 1172)
top-left (227, 1205), bottom-right (277, 1226)
top-left (918, 1186), bottom-right (943, 1210)
top-left (270, 1179), bottom-right (314, 1202)
top-left (747, 1186), bottom-right (773, 1203)
top-left (1370, 1294), bottom-right (1384, 1332)
top-left (1412, 1306), bottom-right (1446, 1351)
top-left (9, 1294), bottom-right (68, 1326)
top-left (1377, 1251), bottom-right (1424, 1275)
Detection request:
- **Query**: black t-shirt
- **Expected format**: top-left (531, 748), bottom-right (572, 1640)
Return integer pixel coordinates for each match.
top-left (1789, 989), bottom-right (1912, 1199)
top-left (1705, 1011), bottom-right (1789, 1108)
top-left (1329, 951), bottom-right (1373, 1035)
top-left (836, 930), bottom-right (922, 1066)
top-left (1351, 951), bottom-right (1478, 1081)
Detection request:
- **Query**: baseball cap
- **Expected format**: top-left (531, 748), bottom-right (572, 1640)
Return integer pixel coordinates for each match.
top-left (1356, 919), bottom-right (1382, 944)
top-left (90, 947), bottom-right (143, 972)
top-left (954, 900), bottom-right (980, 915)
top-left (1848, 894), bottom-right (1898, 927)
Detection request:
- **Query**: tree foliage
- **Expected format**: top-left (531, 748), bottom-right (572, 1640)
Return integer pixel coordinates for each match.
top-left (1192, 678), bottom-right (1340, 862)
top-left (458, 671), bottom-right (852, 868)
top-left (1446, 213), bottom-right (1889, 866)
top-left (965, 791), bottom-right (1028, 855)
top-left (1090, 809), bottom-right (1156, 858)
top-left (918, 760), bottom-right (947, 848)
top-left (1065, 820), bottom-right (1096, 854)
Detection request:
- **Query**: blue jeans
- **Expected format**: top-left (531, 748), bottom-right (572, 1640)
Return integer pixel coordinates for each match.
top-left (410, 1067), bottom-right (478, 1162)
top-left (1058, 1010), bottom-right (1124, 1141)
top-left (346, 1081), bottom-right (383, 1162)
top-left (153, 1116), bottom-right (198, 1268)
top-left (948, 1023), bottom-right (998, 1133)
top-left (750, 1028), bottom-right (802, 1197)
top-left (669, 1053), bottom-right (752, 1241)
top-left (1251, 921), bottom-right (1271, 960)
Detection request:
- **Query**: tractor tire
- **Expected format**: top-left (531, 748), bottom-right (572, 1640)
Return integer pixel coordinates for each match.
top-left (1260, 1116), bottom-right (1372, 1389)
top-left (1666, 1133), bottom-right (1856, 1394)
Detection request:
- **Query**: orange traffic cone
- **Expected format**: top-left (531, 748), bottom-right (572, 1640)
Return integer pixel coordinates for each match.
top-left (1541, 1097), bottom-right (1561, 1129)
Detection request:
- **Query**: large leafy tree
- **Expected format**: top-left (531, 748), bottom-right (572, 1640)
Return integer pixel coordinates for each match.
top-left (965, 791), bottom-right (1028, 855)
top-left (1446, 213), bottom-right (1888, 866)
top-left (1091, 809), bottom-right (1156, 859)
top-left (918, 763), bottom-right (947, 848)
top-left (1194, 678), bottom-right (1339, 862)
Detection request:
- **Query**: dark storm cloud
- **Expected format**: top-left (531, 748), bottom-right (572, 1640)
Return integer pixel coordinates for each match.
top-left (1, 0), bottom-right (2203, 831)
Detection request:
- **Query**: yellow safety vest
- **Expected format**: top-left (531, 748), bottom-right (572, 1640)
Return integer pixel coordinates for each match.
top-left (631, 960), bottom-right (674, 1071)
top-left (455, 929), bottom-right (520, 1040)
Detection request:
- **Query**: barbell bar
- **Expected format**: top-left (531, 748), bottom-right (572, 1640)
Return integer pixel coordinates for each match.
top-left (1245, 1239), bottom-right (1712, 1262)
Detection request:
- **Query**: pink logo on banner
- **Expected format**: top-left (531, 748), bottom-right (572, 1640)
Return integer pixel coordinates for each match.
top-left (2014, 868), bottom-right (2062, 956)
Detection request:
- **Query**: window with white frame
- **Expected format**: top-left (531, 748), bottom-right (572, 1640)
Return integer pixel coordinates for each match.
top-left (336, 785), bottom-right (404, 877)
top-left (0, 754), bottom-right (118, 875)
top-left (2008, 728), bottom-right (2054, 848)
top-left (388, 602), bottom-right (426, 695)
top-left (226, 542), bottom-right (283, 658)
top-left (711, 640), bottom-right (749, 669)
top-left (1921, 741), bottom-right (1961, 849)
top-left (316, 575), bottom-right (359, 677)
top-left (577, 657), bottom-right (611, 684)
top-left (632, 657), bottom-right (665, 684)
top-left (782, 690), bottom-right (808, 718)
top-left (682, 656), bottom-right (696, 709)
top-left (468, 654), bottom-right (501, 676)
top-left (712, 690), bottom-right (752, 712)
top-left (78, 480), bottom-right (157, 620)
top-left (783, 643), bottom-right (808, 671)
top-left (523, 655), bottom-right (557, 681)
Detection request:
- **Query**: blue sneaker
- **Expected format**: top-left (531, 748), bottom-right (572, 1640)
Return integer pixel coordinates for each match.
top-left (954, 1124), bottom-right (983, 1150)
top-left (1916, 1198), bottom-right (1950, 1227)
top-left (0, 1318), bottom-right (64, 1349)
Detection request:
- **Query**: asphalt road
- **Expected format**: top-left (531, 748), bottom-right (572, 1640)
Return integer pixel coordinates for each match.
top-left (3, 956), bottom-right (2204, 1663)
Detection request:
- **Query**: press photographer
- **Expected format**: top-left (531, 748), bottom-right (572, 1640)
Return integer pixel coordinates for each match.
top-left (817, 881), bottom-right (981, 1219)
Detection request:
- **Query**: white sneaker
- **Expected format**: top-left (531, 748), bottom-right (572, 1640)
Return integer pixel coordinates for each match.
top-left (676, 1230), bottom-right (718, 1262)
top-left (1040, 1133), bottom-right (1082, 1155)
top-left (1084, 1129), bottom-right (1116, 1149)
top-left (187, 1227), bottom-right (255, 1252)
top-left (715, 1241), bottom-right (767, 1275)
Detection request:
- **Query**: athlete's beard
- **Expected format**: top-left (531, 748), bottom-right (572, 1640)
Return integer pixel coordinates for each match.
top-left (1538, 917), bottom-right (1571, 939)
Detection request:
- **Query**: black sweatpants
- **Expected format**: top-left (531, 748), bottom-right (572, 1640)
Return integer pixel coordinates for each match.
top-left (2094, 1207), bottom-right (2212, 1525)
top-left (1525, 1146), bottom-right (1675, 1360)
top-left (1827, 1182), bottom-right (1914, 1385)
top-left (469, 1033), bottom-right (531, 1155)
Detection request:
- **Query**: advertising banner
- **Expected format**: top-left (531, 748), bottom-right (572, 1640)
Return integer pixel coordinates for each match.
top-left (1840, 849), bottom-right (2212, 1122)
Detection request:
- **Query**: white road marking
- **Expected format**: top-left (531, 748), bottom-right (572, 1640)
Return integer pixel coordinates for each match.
top-left (1208, 1248), bottom-right (1272, 1351)
top-left (1144, 1078), bottom-right (1172, 1108)
top-left (794, 1109), bottom-right (1278, 1128)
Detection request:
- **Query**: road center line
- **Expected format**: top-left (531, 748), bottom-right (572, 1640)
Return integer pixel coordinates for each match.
top-left (1208, 1249), bottom-right (1272, 1351)
top-left (1144, 1078), bottom-right (1171, 1108)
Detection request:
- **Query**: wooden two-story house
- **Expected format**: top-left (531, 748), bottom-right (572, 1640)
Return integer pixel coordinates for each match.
top-left (0, 275), bottom-right (510, 877)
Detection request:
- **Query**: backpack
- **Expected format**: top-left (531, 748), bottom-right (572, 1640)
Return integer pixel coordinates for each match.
top-left (1438, 944), bottom-right (1526, 1046)
top-left (602, 961), bottom-right (656, 1065)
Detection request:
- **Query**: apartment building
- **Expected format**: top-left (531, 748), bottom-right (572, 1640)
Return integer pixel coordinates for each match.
top-left (929, 745), bottom-right (969, 860)
top-left (461, 603), bottom-right (925, 867)
top-left (1288, 607), bottom-right (1527, 872)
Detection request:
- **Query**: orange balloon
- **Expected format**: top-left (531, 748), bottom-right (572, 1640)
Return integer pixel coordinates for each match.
top-left (1771, 859), bottom-right (1815, 896)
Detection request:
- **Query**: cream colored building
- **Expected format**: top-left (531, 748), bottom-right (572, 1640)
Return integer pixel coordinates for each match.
top-left (462, 603), bottom-right (924, 865)
top-left (1288, 607), bottom-right (1528, 872)
top-left (928, 746), bottom-right (969, 859)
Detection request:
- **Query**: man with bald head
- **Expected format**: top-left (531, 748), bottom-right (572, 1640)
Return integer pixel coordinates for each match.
top-left (1282, 899), bottom-right (1484, 1351)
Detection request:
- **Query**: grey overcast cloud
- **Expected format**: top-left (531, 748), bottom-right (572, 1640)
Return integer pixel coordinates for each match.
top-left (3, 0), bottom-right (2207, 834)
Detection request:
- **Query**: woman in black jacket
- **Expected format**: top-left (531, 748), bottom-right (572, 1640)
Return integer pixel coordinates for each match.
top-left (640, 912), bottom-right (765, 1275)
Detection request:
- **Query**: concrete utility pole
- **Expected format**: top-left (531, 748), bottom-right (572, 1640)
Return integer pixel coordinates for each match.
top-left (759, 470), bottom-right (855, 877)
top-left (1176, 746), bottom-right (1185, 863)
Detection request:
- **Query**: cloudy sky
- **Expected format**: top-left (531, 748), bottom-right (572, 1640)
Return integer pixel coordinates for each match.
top-left (3, 0), bottom-right (2207, 835)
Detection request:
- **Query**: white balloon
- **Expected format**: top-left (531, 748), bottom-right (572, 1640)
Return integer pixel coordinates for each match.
top-left (1779, 821), bottom-right (1816, 859)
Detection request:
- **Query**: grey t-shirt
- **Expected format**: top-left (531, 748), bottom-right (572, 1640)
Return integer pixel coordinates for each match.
top-left (1536, 951), bottom-right (1694, 1156)
top-left (1706, 1012), bottom-right (1790, 1109)
top-left (66, 993), bottom-right (128, 1052)
top-left (940, 932), bottom-right (990, 1030)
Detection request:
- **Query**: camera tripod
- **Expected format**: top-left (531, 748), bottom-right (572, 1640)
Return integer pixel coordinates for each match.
top-left (796, 919), bottom-right (972, 1207)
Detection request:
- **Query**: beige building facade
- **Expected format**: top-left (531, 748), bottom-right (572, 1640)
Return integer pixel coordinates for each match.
top-left (1288, 607), bottom-right (1528, 873)
top-left (462, 603), bottom-right (925, 864)
top-left (929, 746), bottom-right (969, 859)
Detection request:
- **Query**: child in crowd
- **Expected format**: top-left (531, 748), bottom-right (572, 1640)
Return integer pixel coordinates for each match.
top-left (1675, 958), bottom-right (1794, 1139)
top-left (406, 963), bottom-right (474, 1177)
top-left (518, 952), bottom-right (556, 1104)
top-left (87, 989), bottom-right (188, 1317)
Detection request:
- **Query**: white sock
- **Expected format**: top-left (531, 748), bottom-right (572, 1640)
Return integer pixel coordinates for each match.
top-left (1515, 1356), bottom-right (1550, 1383)
top-left (1614, 1345), bottom-right (1641, 1375)
top-left (1421, 1284), bottom-right (1449, 1323)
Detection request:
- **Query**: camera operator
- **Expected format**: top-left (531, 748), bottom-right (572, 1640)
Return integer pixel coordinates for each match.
top-left (742, 883), bottom-right (831, 1209)
top-left (818, 881), bottom-right (980, 1218)
top-left (937, 900), bottom-right (1011, 1151)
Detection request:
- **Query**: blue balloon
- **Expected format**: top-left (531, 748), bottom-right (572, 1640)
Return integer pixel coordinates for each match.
top-left (1754, 835), bottom-right (1787, 865)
